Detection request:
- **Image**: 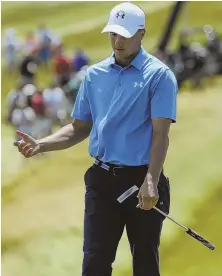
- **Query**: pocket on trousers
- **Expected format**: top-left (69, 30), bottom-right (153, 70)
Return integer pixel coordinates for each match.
top-left (156, 174), bottom-right (170, 219)
top-left (84, 165), bottom-right (101, 214)
top-left (84, 166), bottom-right (93, 184)
top-left (84, 190), bottom-right (97, 215)
top-left (84, 166), bottom-right (96, 192)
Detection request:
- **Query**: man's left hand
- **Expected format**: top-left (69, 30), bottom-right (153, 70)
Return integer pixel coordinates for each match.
top-left (137, 176), bottom-right (159, 210)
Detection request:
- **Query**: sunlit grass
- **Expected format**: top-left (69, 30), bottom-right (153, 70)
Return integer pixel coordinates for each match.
top-left (2, 2), bottom-right (222, 276)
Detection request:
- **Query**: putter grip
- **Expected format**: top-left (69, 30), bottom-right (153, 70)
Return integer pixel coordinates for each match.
top-left (186, 228), bottom-right (215, 250)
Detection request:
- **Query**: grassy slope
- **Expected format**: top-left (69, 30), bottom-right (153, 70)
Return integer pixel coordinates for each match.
top-left (2, 2), bottom-right (222, 276)
top-left (161, 183), bottom-right (222, 276)
top-left (1, 124), bottom-right (24, 184)
top-left (2, 83), bottom-right (222, 276)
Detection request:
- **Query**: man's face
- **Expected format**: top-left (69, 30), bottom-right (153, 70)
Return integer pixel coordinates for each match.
top-left (109, 29), bottom-right (145, 60)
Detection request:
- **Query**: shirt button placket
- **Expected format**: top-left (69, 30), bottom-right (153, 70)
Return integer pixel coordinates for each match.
top-left (119, 69), bottom-right (123, 87)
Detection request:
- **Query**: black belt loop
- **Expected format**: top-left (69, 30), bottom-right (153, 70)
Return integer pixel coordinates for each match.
top-left (113, 167), bottom-right (124, 177)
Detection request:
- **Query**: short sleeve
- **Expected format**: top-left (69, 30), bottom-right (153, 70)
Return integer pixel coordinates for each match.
top-left (71, 74), bottom-right (92, 121)
top-left (151, 69), bottom-right (178, 122)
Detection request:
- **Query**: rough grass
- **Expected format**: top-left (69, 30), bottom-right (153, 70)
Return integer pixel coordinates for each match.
top-left (161, 183), bottom-right (222, 276)
top-left (2, 83), bottom-right (222, 276)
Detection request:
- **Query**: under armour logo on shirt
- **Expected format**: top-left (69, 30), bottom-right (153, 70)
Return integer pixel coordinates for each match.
top-left (134, 82), bottom-right (144, 88)
top-left (116, 11), bottom-right (125, 19)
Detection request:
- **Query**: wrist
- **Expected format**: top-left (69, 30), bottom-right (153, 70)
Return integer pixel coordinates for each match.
top-left (146, 172), bottom-right (159, 186)
top-left (36, 140), bottom-right (45, 153)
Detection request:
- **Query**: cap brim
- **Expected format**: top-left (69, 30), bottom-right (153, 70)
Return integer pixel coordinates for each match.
top-left (101, 24), bottom-right (137, 38)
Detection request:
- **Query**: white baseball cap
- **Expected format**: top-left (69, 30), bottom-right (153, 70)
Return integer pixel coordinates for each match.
top-left (102, 2), bottom-right (145, 38)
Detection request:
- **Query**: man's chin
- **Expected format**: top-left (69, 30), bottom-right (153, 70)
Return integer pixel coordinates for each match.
top-left (114, 50), bottom-right (126, 59)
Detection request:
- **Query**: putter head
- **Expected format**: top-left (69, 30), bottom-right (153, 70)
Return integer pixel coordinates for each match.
top-left (117, 185), bottom-right (139, 203)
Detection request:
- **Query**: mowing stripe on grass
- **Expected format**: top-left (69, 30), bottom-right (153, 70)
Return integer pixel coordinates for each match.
top-left (56, 2), bottom-right (172, 37)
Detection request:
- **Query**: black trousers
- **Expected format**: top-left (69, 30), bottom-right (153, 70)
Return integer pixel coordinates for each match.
top-left (82, 164), bottom-right (170, 276)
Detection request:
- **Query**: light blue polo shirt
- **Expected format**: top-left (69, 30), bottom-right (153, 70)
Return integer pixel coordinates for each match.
top-left (71, 47), bottom-right (178, 166)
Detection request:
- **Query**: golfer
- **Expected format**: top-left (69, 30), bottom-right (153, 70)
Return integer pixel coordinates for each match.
top-left (14, 2), bottom-right (178, 276)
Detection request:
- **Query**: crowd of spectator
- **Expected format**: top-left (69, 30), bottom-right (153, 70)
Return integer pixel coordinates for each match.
top-left (155, 25), bottom-right (222, 88)
top-left (3, 24), bottom-right (222, 140)
top-left (2, 25), bottom-right (89, 141)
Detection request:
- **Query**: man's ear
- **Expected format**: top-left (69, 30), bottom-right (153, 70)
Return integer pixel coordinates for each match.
top-left (141, 29), bottom-right (146, 40)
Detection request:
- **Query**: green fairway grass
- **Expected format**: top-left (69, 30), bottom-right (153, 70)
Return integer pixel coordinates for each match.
top-left (2, 83), bottom-right (222, 276)
top-left (2, 2), bottom-right (222, 276)
top-left (161, 183), bottom-right (222, 276)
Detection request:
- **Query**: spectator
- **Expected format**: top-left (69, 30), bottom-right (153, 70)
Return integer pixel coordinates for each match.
top-left (23, 31), bottom-right (39, 56)
top-left (9, 90), bottom-right (36, 140)
top-left (43, 82), bottom-right (68, 124)
top-left (23, 83), bottom-right (37, 107)
top-left (31, 88), bottom-right (47, 116)
top-left (72, 48), bottom-right (89, 72)
top-left (53, 44), bottom-right (72, 87)
top-left (19, 53), bottom-right (38, 85)
top-left (31, 88), bottom-right (53, 139)
top-left (35, 24), bottom-right (51, 66)
top-left (2, 28), bottom-right (22, 73)
top-left (36, 24), bottom-right (61, 66)
top-left (6, 82), bottom-right (25, 123)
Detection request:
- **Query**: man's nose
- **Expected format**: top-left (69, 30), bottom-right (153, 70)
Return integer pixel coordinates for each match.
top-left (115, 34), bottom-right (125, 46)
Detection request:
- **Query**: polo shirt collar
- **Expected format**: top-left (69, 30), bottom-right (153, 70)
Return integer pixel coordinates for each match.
top-left (130, 47), bottom-right (147, 70)
top-left (108, 47), bottom-right (147, 70)
top-left (108, 54), bottom-right (115, 66)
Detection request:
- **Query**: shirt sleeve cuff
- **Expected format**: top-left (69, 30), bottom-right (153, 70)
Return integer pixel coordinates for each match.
top-left (71, 111), bottom-right (92, 121)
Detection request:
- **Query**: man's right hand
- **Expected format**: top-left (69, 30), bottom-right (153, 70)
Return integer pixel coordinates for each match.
top-left (14, 130), bottom-right (41, 158)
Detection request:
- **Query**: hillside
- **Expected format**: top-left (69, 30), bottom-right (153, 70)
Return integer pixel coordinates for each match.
top-left (2, 83), bottom-right (222, 276)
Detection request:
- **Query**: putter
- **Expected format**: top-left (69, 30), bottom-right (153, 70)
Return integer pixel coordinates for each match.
top-left (117, 185), bottom-right (215, 251)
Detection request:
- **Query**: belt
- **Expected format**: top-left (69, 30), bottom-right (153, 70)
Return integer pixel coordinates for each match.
top-left (94, 159), bottom-right (148, 177)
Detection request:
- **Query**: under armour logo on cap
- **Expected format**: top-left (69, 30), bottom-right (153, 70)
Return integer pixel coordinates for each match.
top-left (116, 11), bottom-right (125, 19)
top-left (102, 2), bottom-right (145, 38)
